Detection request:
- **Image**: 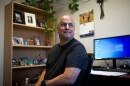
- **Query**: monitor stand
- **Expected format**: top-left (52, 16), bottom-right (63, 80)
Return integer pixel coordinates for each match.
top-left (113, 59), bottom-right (117, 69)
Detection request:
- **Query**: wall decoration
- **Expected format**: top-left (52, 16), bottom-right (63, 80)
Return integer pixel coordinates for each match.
top-left (97, 0), bottom-right (106, 19)
top-left (79, 9), bottom-right (94, 37)
top-left (24, 12), bottom-right (36, 27)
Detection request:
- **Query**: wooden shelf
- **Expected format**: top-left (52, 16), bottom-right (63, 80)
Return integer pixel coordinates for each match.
top-left (13, 23), bottom-right (54, 31)
top-left (12, 64), bottom-right (46, 69)
top-left (13, 45), bottom-right (53, 48)
top-left (4, 2), bottom-right (55, 86)
top-left (13, 23), bottom-right (45, 30)
top-left (14, 1), bottom-right (44, 15)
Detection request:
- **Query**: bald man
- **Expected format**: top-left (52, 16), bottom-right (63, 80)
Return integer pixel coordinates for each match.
top-left (35, 15), bottom-right (89, 86)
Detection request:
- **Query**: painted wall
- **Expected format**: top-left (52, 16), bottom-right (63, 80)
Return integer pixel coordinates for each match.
top-left (54, 0), bottom-right (130, 68)
top-left (0, 0), bottom-right (4, 85)
top-left (0, 0), bottom-right (13, 85)
top-left (1, 0), bottom-right (130, 85)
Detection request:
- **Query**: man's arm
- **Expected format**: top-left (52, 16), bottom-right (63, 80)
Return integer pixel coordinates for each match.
top-left (46, 67), bottom-right (81, 86)
top-left (35, 69), bottom-right (46, 86)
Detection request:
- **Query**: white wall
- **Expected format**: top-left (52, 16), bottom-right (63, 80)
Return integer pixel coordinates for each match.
top-left (0, 0), bottom-right (12, 85)
top-left (0, 0), bottom-right (130, 85)
top-left (0, 0), bottom-right (4, 85)
top-left (54, 0), bottom-right (130, 68)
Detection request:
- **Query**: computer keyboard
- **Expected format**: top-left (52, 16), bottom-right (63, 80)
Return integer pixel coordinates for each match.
top-left (92, 67), bottom-right (130, 73)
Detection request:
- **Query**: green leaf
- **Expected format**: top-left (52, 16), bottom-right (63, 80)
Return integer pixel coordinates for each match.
top-left (22, 0), bottom-right (80, 38)
top-left (68, 4), bottom-right (73, 9)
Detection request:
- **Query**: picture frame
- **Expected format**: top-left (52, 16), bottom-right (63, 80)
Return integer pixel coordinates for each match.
top-left (12, 37), bottom-right (24, 45)
top-left (37, 19), bottom-right (46, 27)
top-left (34, 37), bottom-right (40, 46)
top-left (79, 9), bottom-right (94, 37)
top-left (24, 12), bottom-right (36, 27)
top-left (13, 11), bottom-right (24, 24)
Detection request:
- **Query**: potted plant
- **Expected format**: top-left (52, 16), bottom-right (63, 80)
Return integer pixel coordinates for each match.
top-left (68, 0), bottom-right (79, 13)
top-left (22, 0), bottom-right (82, 39)
top-left (22, 0), bottom-right (57, 39)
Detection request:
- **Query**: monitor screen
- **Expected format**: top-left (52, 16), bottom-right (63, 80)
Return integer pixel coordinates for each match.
top-left (94, 35), bottom-right (130, 60)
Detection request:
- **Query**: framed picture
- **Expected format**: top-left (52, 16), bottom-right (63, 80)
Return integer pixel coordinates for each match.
top-left (12, 37), bottom-right (24, 45)
top-left (24, 12), bottom-right (36, 27)
top-left (79, 9), bottom-right (94, 37)
top-left (34, 37), bottom-right (40, 45)
top-left (13, 11), bottom-right (24, 24)
top-left (37, 19), bottom-right (46, 27)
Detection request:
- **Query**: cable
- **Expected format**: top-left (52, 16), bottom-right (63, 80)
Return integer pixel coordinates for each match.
top-left (104, 60), bottom-right (110, 69)
top-left (118, 60), bottom-right (129, 66)
top-left (118, 60), bottom-right (130, 69)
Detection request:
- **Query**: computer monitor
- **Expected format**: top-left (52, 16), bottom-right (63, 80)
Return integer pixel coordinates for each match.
top-left (94, 35), bottom-right (130, 69)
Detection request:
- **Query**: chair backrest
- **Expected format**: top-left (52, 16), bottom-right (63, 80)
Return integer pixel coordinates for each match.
top-left (82, 53), bottom-right (94, 86)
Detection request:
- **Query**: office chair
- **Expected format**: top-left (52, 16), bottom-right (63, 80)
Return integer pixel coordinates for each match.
top-left (82, 54), bottom-right (94, 86)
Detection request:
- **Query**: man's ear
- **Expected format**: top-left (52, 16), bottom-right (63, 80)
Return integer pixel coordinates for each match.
top-left (57, 26), bottom-right (59, 33)
top-left (57, 25), bottom-right (59, 30)
top-left (74, 29), bottom-right (76, 34)
top-left (57, 26), bottom-right (59, 30)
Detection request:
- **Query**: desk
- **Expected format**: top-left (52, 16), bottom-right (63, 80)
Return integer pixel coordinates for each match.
top-left (89, 70), bottom-right (130, 86)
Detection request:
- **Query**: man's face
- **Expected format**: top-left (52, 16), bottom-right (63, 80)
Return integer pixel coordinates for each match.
top-left (57, 16), bottom-right (75, 40)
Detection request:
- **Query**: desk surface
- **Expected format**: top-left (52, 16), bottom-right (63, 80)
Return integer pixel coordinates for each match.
top-left (91, 70), bottom-right (130, 78)
top-left (89, 70), bottom-right (130, 86)
top-left (91, 70), bottom-right (128, 76)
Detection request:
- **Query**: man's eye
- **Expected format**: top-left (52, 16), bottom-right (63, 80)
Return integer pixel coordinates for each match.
top-left (69, 23), bottom-right (74, 27)
top-left (60, 22), bottom-right (74, 27)
top-left (60, 23), bottom-right (66, 27)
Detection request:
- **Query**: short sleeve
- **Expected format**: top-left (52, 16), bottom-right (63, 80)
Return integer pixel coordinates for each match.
top-left (65, 44), bottom-right (89, 70)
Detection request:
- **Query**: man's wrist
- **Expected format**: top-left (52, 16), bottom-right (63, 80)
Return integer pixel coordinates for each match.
top-left (41, 80), bottom-right (47, 86)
